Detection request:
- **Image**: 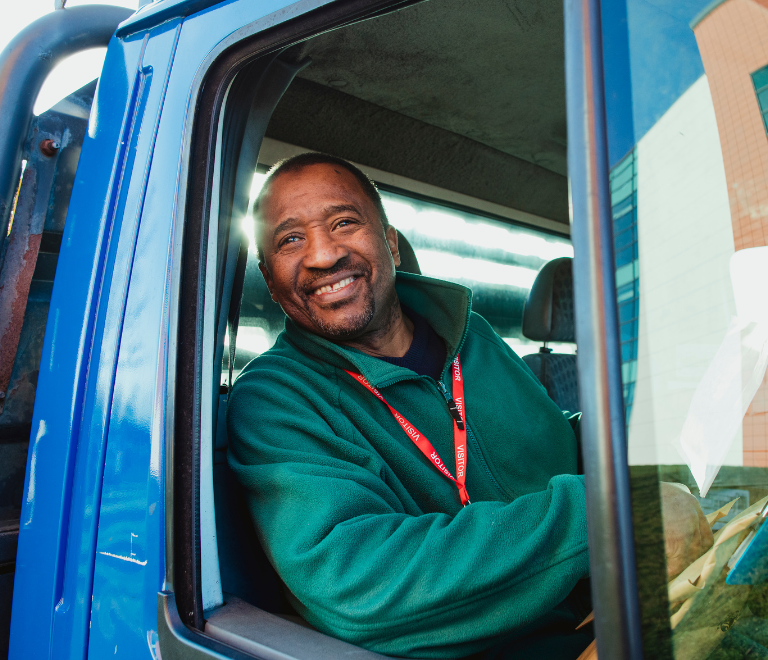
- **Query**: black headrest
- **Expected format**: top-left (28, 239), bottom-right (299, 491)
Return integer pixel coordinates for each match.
top-left (522, 257), bottom-right (575, 343)
top-left (395, 230), bottom-right (421, 275)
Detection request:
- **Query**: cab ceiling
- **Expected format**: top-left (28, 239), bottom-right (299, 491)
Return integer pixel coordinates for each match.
top-left (266, 0), bottom-right (569, 226)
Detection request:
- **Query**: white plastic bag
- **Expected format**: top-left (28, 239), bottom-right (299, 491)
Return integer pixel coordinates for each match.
top-left (677, 247), bottom-right (768, 497)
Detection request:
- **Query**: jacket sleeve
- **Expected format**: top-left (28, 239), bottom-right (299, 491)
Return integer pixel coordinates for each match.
top-left (227, 360), bottom-right (590, 659)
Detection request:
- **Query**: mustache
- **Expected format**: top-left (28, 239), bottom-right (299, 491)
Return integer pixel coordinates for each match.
top-left (300, 257), bottom-right (372, 293)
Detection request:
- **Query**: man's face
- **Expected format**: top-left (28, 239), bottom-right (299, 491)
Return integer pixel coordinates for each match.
top-left (257, 163), bottom-right (401, 340)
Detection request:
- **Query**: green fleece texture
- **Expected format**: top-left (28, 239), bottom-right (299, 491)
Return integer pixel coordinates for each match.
top-left (228, 273), bottom-right (590, 659)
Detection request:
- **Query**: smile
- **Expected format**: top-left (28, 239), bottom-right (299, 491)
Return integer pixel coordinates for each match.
top-left (313, 276), bottom-right (357, 296)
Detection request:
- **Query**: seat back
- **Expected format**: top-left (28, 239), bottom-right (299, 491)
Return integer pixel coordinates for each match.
top-left (521, 257), bottom-right (579, 413)
top-left (214, 395), bottom-right (293, 613)
top-left (395, 230), bottom-right (420, 274)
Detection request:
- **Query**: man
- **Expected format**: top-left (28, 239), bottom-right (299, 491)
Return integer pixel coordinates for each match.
top-left (227, 153), bottom-right (713, 659)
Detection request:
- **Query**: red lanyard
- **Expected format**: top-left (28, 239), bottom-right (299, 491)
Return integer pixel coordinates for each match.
top-left (345, 356), bottom-right (470, 506)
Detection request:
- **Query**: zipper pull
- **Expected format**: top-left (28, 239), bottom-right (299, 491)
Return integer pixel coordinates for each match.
top-left (437, 381), bottom-right (465, 430)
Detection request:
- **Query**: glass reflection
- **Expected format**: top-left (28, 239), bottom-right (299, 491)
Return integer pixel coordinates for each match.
top-left (602, 0), bottom-right (768, 656)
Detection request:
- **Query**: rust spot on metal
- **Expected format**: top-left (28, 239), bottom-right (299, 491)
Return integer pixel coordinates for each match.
top-left (0, 166), bottom-right (42, 411)
top-left (0, 234), bottom-right (41, 394)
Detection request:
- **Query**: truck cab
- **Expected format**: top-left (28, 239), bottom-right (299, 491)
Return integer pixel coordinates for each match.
top-left (2, 0), bottom-right (768, 658)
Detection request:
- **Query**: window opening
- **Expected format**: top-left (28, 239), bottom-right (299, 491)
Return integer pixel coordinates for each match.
top-left (194, 0), bottom-right (581, 655)
top-left (224, 172), bottom-right (574, 386)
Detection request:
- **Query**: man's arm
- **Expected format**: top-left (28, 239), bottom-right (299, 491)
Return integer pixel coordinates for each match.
top-left (228, 360), bottom-right (590, 659)
top-left (469, 316), bottom-right (714, 582)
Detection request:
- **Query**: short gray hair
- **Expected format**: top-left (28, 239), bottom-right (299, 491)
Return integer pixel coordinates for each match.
top-left (252, 152), bottom-right (389, 262)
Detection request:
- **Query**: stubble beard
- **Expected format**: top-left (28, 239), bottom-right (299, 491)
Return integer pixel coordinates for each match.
top-left (308, 287), bottom-right (377, 339)
top-left (297, 255), bottom-right (400, 342)
top-left (299, 259), bottom-right (377, 339)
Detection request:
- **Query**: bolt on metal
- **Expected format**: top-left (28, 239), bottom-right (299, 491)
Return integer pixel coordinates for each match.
top-left (40, 139), bottom-right (60, 157)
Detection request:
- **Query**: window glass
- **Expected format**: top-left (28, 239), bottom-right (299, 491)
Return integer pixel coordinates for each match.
top-left (225, 171), bottom-right (573, 383)
top-left (603, 0), bottom-right (768, 655)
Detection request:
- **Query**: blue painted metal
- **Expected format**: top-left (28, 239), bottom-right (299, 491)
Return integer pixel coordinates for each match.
top-left (85, 21), bottom-right (183, 659)
top-left (116, 0), bottom-right (228, 37)
top-left (53, 21), bottom-right (184, 660)
top-left (726, 514), bottom-right (768, 585)
top-left (0, 5), bottom-right (134, 245)
top-left (9, 31), bottom-right (148, 660)
top-left (9, 0), bottom-right (332, 657)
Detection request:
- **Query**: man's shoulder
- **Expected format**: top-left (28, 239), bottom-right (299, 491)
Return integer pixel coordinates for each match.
top-left (467, 310), bottom-right (496, 335)
top-left (465, 311), bottom-right (508, 350)
top-left (232, 330), bottom-right (336, 398)
top-left (463, 311), bottom-right (543, 385)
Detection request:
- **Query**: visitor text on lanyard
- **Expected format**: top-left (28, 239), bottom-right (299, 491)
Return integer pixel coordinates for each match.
top-left (345, 356), bottom-right (470, 506)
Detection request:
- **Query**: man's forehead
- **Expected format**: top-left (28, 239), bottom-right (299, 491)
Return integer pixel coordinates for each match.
top-left (261, 164), bottom-right (371, 218)
top-left (271, 162), bottom-right (363, 193)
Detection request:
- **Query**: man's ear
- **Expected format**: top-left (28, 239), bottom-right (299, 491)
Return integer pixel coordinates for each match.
top-left (385, 225), bottom-right (401, 268)
top-left (258, 261), bottom-right (278, 303)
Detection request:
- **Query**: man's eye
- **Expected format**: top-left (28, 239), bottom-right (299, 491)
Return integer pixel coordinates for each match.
top-left (279, 235), bottom-right (301, 248)
top-left (336, 218), bottom-right (356, 229)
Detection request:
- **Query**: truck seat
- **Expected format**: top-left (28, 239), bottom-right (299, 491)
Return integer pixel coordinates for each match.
top-left (213, 395), bottom-right (294, 614)
top-left (521, 257), bottom-right (579, 413)
top-left (395, 229), bottom-right (421, 275)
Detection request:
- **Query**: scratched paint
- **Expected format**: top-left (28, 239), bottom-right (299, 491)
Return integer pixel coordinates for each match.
top-left (98, 551), bottom-right (148, 567)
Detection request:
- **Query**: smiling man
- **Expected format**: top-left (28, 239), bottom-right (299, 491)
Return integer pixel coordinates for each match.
top-left (227, 152), bottom-right (710, 660)
top-left (254, 157), bottom-right (412, 358)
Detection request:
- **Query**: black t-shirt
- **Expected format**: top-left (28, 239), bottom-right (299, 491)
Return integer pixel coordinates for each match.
top-left (378, 307), bottom-right (447, 380)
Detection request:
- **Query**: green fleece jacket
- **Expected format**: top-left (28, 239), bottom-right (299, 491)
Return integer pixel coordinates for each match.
top-left (228, 273), bottom-right (590, 659)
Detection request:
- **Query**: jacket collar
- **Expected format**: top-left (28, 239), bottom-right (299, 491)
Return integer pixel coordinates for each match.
top-left (283, 272), bottom-right (473, 388)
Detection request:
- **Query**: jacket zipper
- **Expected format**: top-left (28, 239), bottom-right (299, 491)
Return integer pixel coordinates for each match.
top-left (436, 381), bottom-right (465, 429)
top-left (375, 373), bottom-right (511, 501)
top-left (435, 379), bottom-right (508, 501)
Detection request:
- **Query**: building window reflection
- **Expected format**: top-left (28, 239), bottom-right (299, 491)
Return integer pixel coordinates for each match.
top-left (751, 64), bottom-right (768, 137)
top-left (610, 150), bottom-right (639, 425)
top-left (694, 0), bottom-right (768, 467)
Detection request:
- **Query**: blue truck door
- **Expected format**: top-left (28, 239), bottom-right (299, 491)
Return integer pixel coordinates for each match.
top-left (6, 18), bottom-right (148, 660)
top-left (9, 1), bottom-right (343, 658)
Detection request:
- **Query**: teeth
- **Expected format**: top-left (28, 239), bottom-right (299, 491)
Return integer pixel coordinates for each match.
top-left (315, 276), bottom-right (355, 296)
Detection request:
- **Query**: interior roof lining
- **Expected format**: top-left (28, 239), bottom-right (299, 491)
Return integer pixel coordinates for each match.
top-left (293, 0), bottom-right (568, 177)
top-left (257, 137), bottom-right (570, 235)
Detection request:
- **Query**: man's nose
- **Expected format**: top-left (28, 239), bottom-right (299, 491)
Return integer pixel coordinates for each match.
top-left (303, 230), bottom-right (349, 270)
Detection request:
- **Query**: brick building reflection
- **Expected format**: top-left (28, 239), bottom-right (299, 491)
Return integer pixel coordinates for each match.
top-left (693, 0), bottom-right (768, 466)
